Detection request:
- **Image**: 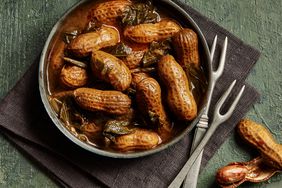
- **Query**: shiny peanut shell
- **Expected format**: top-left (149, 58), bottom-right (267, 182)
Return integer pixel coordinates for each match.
top-left (237, 119), bottom-right (282, 170)
top-left (91, 50), bottom-right (132, 91)
top-left (68, 26), bottom-right (119, 57)
top-left (124, 19), bottom-right (181, 43)
top-left (123, 50), bottom-right (145, 69)
top-left (158, 55), bottom-right (197, 121)
top-left (90, 0), bottom-right (131, 25)
top-left (74, 88), bottom-right (131, 115)
top-left (112, 128), bottom-right (161, 151)
top-left (133, 73), bottom-right (172, 141)
top-left (173, 28), bottom-right (200, 69)
top-left (216, 157), bottom-right (280, 188)
top-left (60, 65), bottom-right (88, 88)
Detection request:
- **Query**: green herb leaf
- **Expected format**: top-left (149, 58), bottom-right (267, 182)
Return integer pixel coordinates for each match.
top-left (185, 65), bottom-right (208, 104)
top-left (104, 43), bottom-right (132, 57)
top-left (121, 0), bottom-right (160, 26)
top-left (103, 120), bottom-right (133, 141)
top-left (142, 39), bottom-right (172, 67)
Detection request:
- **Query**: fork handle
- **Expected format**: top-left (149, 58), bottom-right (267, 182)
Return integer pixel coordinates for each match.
top-left (168, 120), bottom-right (221, 188)
top-left (182, 150), bottom-right (203, 188)
top-left (182, 126), bottom-right (207, 188)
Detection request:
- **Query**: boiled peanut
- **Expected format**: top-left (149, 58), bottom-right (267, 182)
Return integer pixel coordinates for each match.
top-left (112, 128), bottom-right (161, 151)
top-left (124, 19), bottom-right (181, 43)
top-left (216, 164), bottom-right (249, 186)
top-left (68, 26), bottom-right (119, 57)
top-left (74, 88), bottom-right (131, 115)
top-left (91, 50), bottom-right (132, 91)
top-left (89, 0), bottom-right (132, 25)
top-left (133, 73), bottom-right (172, 141)
top-left (237, 119), bottom-right (282, 169)
top-left (122, 50), bottom-right (145, 69)
top-left (216, 157), bottom-right (279, 188)
top-left (172, 28), bottom-right (200, 69)
top-left (158, 55), bottom-right (197, 121)
top-left (60, 65), bottom-right (88, 88)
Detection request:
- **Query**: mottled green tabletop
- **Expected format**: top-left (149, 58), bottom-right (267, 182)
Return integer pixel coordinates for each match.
top-left (0, 0), bottom-right (281, 187)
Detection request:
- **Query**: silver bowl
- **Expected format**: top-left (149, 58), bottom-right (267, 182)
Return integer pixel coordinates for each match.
top-left (39, 0), bottom-right (212, 158)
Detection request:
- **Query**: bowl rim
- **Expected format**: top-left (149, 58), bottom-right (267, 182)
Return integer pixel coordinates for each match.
top-left (39, 0), bottom-right (212, 158)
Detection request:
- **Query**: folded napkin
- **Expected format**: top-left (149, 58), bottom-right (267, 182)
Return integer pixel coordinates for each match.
top-left (0, 0), bottom-right (261, 187)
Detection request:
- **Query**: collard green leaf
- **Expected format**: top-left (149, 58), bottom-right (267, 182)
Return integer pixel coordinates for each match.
top-left (142, 39), bottom-right (172, 67)
top-left (121, 0), bottom-right (160, 26)
top-left (185, 65), bottom-right (208, 104)
top-left (104, 43), bottom-right (132, 57)
top-left (58, 97), bottom-right (85, 127)
top-left (103, 120), bottom-right (133, 142)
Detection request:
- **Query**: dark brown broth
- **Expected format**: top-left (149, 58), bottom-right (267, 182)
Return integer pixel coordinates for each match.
top-left (47, 0), bottom-right (207, 152)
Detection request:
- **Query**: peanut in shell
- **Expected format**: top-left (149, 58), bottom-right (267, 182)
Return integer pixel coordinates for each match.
top-left (158, 55), bottom-right (197, 121)
top-left (89, 0), bottom-right (132, 25)
top-left (112, 128), bottom-right (161, 151)
top-left (173, 28), bottom-right (200, 69)
top-left (68, 26), bottom-right (119, 57)
top-left (91, 50), bottom-right (132, 91)
top-left (60, 65), bottom-right (88, 88)
top-left (74, 88), bottom-right (131, 115)
top-left (133, 73), bottom-right (172, 141)
top-left (124, 19), bottom-right (181, 43)
top-left (237, 119), bottom-right (282, 170)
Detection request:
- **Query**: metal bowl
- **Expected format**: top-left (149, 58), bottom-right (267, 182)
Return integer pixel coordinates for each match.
top-left (39, 0), bottom-right (212, 158)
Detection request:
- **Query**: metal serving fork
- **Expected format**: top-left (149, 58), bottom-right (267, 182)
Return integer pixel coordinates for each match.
top-left (168, 37), bottom-right (246, 188)
top-left (182, 36), bottom-right (227, 188)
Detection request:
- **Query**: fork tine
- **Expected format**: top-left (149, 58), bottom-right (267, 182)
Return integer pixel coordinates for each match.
top-left (214, 80), bottom-right (237, 115)
top-left (222, 85), bottom-right (245, 121)
top-left (215, 37), bottom-right (228, 76)
top-left (210, 35), bottom-right (218, 62)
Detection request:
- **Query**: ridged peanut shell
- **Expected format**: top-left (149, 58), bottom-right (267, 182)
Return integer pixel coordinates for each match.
top-left (68, 26), bottom-right (119, 57)
top-left (216, 157), bottom-right (279, 188)
top-left (112, 128), bottom-right (161, 151)
top-left (237, 119), bottom-right (282, 170)
top-left (122, 50), bottom-right (145, 69)
top-left (133, 73), bottom-right (172, 141)
top-left (89, 0), bottom-right (132, 25)
top-left (173, 28), bottom-right (200, 69)
top-left (60, 65), bottom-right (88, 88)
top-left (124, 19), bottom-right (181, 43)
top-left (74, 88), bottom-right (131, 115)
top-left (91, 50), bottom-right (132, 91)
top-left (158, 55), bottom-right (197, 121)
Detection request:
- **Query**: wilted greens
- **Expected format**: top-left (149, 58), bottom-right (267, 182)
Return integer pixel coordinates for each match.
top-left (103, 120), bottom-right (133, 142)
top-left (142, 39), bottom-right (172, 67)
top-left (185, 65), bottom-right (208, 104)
top-left (104, 43), bottom-right (132, 57)
top-left (121, 0), bottom-right (160, 26)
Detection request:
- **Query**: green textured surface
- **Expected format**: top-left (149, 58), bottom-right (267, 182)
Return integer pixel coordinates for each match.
top-left (0, 0), bottom-right (281, 187)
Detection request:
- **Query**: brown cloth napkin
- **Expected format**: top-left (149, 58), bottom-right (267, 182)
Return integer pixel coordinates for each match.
top-left (0, 0), bottom-right (260, 187)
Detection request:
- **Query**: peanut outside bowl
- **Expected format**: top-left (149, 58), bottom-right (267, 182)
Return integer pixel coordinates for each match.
top-left (39, 0), bottom-right (212, 158)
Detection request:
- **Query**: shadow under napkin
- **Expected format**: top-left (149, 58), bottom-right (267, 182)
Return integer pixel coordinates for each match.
top-left (0, 1), bottom-right (261, 187)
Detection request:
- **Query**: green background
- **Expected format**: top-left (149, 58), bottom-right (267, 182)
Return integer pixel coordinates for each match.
top-left (0, 0), bottom-right (281, 187)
